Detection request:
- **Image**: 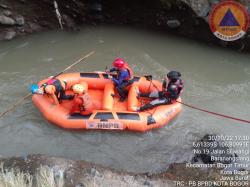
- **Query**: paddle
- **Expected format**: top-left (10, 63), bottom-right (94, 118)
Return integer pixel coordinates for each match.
top-left (0, 51), bottom-right (95, 118)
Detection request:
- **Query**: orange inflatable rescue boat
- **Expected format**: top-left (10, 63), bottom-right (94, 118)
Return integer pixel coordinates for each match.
top-left (32, 72), bottom-right (182, 132)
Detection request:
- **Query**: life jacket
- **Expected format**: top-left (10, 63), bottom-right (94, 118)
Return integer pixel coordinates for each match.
top-left (124, 63), bottom-right (134, 80)
top-left (164, 79), bottom-right (183, 100)
top-left (78, 93), bottom-right (94, 115)
top-left (117, 63), bottom-right (134, 81)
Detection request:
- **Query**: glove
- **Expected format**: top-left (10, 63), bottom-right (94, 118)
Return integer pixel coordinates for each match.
top-left (108, 74), bottom-right (113, 79)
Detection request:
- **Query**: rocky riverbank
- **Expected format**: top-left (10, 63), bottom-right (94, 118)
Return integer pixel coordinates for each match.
top-left (0, 134), bottom-right (249, 187)
top-left (1, 0), bottom-right (250, 51)
top-left (0, 0), bottom-right (55, 40)
top-left (1, 154), bottom-right (248, 187)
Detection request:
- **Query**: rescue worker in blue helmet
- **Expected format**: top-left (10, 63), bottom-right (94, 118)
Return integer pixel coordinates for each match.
top-left (107, 58), bottom-right (134, 102)
top-left (31, 78), bottom-right (74, 105)
top-left (137, 71), bottom-right (183, 111)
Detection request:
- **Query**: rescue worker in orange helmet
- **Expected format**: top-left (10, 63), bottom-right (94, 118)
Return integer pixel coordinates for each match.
top-left (69, 83), bottom-right (94, 115)
top-left (137, 71), bottom-right (184, 111)
top-left (43, 78), bottom-right (74, 105)
top-left (107, 58), bottom-right (134, 102)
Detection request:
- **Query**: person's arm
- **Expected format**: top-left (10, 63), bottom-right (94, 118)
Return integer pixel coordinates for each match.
top-left (107, 67), bottom-right (117, 74)
top-left (51, 93), bottom-right (59, 105)
top-left (109, 67), bottom-right (117, 72)
top-left (162, 79), bottom-right (167, 90)
top-left (112, 70), bottom-right (129, 85)
top-left (107, 68), bottom-right (118, 79)
top-left (179, 80), bottom-right (184, 95)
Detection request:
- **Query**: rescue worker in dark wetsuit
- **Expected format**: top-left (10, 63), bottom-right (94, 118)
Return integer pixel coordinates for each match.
top-left (137, 71), bottom-right (183, 111)
top-left (107, 58), bottom-right (134, 102)
top-left (43, 78), bottom-right (74, 105)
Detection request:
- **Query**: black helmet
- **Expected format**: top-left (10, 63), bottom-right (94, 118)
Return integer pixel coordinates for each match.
top-left (169, 84), bottom-right (177, 89)
top-left (167, 71), bottom-right (181, 79)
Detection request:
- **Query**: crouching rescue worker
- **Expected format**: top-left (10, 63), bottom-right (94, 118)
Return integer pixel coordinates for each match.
top-left (107, 58), bottom-right (134, 102)
top-left (31, 78), bottom-right (74, 105)
top-left (137, 71), bottom-right (183, 111)
top-left (43, 78), bottom-right (74, 105)
top-left (69, 83), bottom-right (94, 115)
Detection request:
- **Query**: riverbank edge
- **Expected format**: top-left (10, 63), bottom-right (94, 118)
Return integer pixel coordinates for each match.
top-left (1, 0), bottom-right (250, 52)
top-left (2, 154), bottom-right (248, 187)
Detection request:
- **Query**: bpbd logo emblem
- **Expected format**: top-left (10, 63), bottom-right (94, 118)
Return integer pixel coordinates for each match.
top-left (209, 1), bottom-right (249, 41)
top-left (219, 9), bottom-right (240, 27)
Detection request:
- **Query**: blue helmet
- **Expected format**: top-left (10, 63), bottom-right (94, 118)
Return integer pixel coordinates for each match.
top-left (30, 84), bottom-right (39, 94)
top-left (30, 84), bottom-right (44, 94)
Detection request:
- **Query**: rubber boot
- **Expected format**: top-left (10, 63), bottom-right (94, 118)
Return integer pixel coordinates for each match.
top-left (119, 97), bottom-right (126, 102)
top-left (139, 93), bottom-right (150, 97)
top-left (137, 93), bottom-right (150, 99)
top-left (118, 88), bottom-right (127, 102)
top-left (138, 103), bottom-right (154, 111)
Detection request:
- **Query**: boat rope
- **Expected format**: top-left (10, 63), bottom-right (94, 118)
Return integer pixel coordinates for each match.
top-left (176, 101), bottom-right (250, 124)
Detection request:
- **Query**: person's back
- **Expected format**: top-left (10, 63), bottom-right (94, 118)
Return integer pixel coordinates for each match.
top-left (43, 78), bottom-right (74, 102)
top-left (108, 58), bottom-right (134, 102)
top-left (70, 83), bottom-right (94, 115)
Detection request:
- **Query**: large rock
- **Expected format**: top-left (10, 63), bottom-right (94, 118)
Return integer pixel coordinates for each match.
top-left (28, 22), bottom-right (42, 32)
top-left (2, 10), bottom-right (12, 17)
top-left (0, 4), bottom-right (9, 9)
top-left (62, 14), bottom-right (78, 31)
top-left (181, 0), bottom-right (211, 18)
top-left (0, 15), bottom-right (15, 25)
top-left (181, 0), bottom-right (250, 20)
top-left (15, 15), bottom-right (25, 26)
top-left (167, 19), bottom-right (181, 28)
top-left (192, 134), bottom-right (236, 165)
top-left (4, 30), bottom-right (16, 40)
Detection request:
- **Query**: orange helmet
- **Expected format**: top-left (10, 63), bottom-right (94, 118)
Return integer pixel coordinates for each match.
top-left (112, 58), bottom-right (126, 69)
top-left (45, 85), bottom-right (56, 94)
top-left (72, 84), bottom-right (86, 94)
